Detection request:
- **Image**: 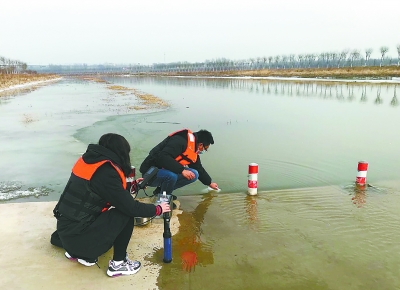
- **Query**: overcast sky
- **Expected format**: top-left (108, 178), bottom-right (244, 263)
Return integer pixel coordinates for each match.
top-left (1, 0), bottom-right (399, 65)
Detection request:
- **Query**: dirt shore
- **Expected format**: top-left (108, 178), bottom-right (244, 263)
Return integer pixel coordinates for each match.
top-left (0, 74), bottom-right (60, 91)
top-left (0, 199), bottom-right (181, 290)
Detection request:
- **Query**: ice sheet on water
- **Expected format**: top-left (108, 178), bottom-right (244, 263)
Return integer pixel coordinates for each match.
top-left (0, 181), bottom-right (53, 201)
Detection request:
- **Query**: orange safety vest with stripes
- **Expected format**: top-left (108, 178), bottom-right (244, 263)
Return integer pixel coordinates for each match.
top-left (169, 129), bottom-right (198, 166)
top-left (72, 157), bottom-right (127, 212)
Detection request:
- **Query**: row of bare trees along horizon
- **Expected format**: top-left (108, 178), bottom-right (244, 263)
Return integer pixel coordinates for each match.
top-left (0, 56), bottom-right (28, 74)
top-left (1, 44), bottom-right (400, 74)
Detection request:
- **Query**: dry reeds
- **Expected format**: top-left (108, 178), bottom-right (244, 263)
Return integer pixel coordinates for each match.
top-left (105, 84), bottom-right (169, 109)
top-left (0, 74), bottom-right (59, 92)
top-left (150, 66), bottom-right (400, 79)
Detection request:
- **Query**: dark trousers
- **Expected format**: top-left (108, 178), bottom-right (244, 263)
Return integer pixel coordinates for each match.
top-left (51, 208), bottom-right (134, 261)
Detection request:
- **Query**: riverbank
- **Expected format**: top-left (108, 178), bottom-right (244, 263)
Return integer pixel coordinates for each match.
top-left (0, 74), bottom-right (61, 92)
top-left (140, 66), bottom-right (400, 80)
top-left (0, 199), bottom-right (181, 289)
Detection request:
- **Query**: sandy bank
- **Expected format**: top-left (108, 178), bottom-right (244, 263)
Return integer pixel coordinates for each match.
top-left (0, 200), bottom-right (181, 290)
top-left (0, 77), bottom-right (62, 93)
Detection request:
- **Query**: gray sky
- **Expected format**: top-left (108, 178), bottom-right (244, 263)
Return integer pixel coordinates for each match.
top-left (1, 0), bottom-right (399, 65)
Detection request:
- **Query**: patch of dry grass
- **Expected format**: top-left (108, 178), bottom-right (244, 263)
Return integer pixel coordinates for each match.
top-left (107, 85), bottom-right (130, 91)
top-left (67, 75), bottom-right (170, 111)
top-left (135, 92), bottom-right (169, 107)
top-left (22, 113), bottom-right (35, 124)
top-left (149, 66), bottom-right (400, 79)
top-left (0, 74), bottom-right (60, 91)
top-left (105, 84), bottom-right (169, 109)
top-left (75, 76), bottom-right (108, 83)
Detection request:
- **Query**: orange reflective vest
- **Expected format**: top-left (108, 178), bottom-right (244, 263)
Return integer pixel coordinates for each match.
top-left (169, 129), bottom-right (198, 166)
top-left (72, 157), bottom-right (127, 212)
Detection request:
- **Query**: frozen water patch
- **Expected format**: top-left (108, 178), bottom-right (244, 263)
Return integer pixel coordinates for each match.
top-left (0, 181), bottom-right (53, 201)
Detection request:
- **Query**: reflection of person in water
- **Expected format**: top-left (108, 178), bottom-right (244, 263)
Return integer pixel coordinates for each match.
top-left (176, 193), bottom-right (215, 272)
top-left (352, 184), bottom-right (367, 208)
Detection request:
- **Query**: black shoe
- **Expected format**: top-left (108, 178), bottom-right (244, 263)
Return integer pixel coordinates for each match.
top-left (153, 187), bottom-right (161, 195)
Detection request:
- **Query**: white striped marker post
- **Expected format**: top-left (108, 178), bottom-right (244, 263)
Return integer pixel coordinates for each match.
top-left (247, 163), bottom-right (258, 195)
top-left (355, 161), bottom-right (368, 186)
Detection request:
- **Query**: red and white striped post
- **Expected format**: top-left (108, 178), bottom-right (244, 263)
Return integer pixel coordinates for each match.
top-left (247, 163), bottom-right (258, 195)
top-left (355, 161), bottom-right (368, 186)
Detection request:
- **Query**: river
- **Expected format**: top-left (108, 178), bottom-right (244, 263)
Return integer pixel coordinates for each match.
top-left (1, 76), bottom-right (400, 289)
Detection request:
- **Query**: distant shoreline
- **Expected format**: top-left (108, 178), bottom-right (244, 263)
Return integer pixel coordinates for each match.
top-left (2, 66), bottom-right (400, 93)
top-left (141, 66), bottom-right (400, 80)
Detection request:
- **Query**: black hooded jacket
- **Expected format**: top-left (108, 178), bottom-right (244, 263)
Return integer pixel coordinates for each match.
top-left (139, 130), bottom-right (212, 185)
top-left (55, 144), bottom-right (157, 227)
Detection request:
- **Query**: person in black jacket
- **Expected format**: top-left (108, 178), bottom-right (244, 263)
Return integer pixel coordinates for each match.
top-left (50, 133), bottom-right (170, 277)
top-left (139, 129), bottom-right (219, 201)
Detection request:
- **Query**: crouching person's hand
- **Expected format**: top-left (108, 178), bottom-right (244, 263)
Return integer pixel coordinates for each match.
top-left (160, 202), bottom-right (171, 214)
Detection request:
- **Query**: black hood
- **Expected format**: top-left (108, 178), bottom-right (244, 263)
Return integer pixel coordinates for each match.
top-left (82, 144), bottom-right (123, 168)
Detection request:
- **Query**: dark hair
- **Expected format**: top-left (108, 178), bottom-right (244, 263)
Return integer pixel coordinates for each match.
top-left (98, 133), bottom-right (131, 176)
top-left (195, 129), bottom-right (214, 147)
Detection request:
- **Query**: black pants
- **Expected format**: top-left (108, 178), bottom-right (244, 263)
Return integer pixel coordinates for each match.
top-left (51, 208), bottom-right (134, 261)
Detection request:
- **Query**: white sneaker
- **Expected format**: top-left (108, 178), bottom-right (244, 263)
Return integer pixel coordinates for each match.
top-left (65, 251), bottom-right (97, 267)
top-left (107, 258), bottom-right (141, 277)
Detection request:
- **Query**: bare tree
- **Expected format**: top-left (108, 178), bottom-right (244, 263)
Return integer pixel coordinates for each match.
top-left (318, 52), bottom-right (327, 68)
top-left (281, 55), bottom-right (288, 69)
top-left (305, 54), bottom-right (315, 68)
top-left (317, 53), bottom-right (325, 68)
top-left (268, 56), bottom-right (273, 69)
top-left (297, 54), bottom-right (305, 68)
top-left (329, 52), bottom-right (338, 68)
top-left (289, 54), bottom-right (296, 68)
top-left (397, 44), bottom-right (400, 66)
top-left (256, 57), bottom-right (262, 69)
top-left (262, 57), bottom-right (268, 69)
top-left (0, 56), bottom-right (5, 73)
top-left (364, 48), bottom-right (373, 66)
top-left (338, 49), bottom-right (349, 68)
top-left (274, 55), bottom-right (280, 69)
top-left (350, 50), bottom-right (361, 67)
top-left (380, 46), bottom-right (389, 67)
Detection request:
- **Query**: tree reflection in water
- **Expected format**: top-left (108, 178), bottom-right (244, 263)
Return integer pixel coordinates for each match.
top-left (125, 76), bottom-right (400, 108)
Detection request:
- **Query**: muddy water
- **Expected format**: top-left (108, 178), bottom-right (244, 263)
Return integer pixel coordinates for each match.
top-left (151, 184), bottom-right (400, 290)
top-left (1, 76), bottom-right (400, 289)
